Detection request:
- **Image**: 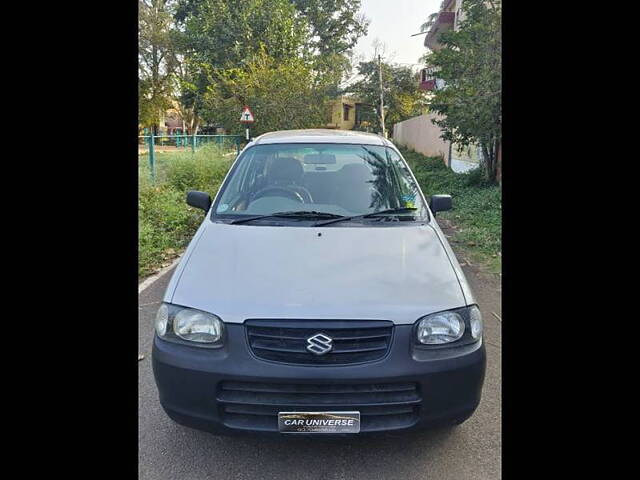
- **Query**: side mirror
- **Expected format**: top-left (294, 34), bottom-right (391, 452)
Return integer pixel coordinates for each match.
top-left (186, 191), bottom-right (212, 212)
top-left (429, 194), bottom-right (452, 215)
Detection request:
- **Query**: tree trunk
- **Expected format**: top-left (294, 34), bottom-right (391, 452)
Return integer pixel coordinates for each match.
top-left (481, 144), bottom-right (491, 180)
top-left (496, 141), bottom-right (502, 184)
top-left (482, 141), bottom-right (498, 184)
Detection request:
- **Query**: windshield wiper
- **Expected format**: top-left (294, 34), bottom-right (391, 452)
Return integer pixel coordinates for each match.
top-left (313, 207), bottom-right (418, 227)
top-left (230, 210), bottom-right (345, 225)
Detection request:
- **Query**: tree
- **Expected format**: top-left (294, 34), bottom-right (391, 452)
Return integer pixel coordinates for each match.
top-left (292, 0), bottom-right (369, 97)
top-left (203, 49), bottom-right (330, 136)
top-left (176, 0), bottom-right (368, 59)
top-left (177, 0), bottom-right (308, 69)
top-left (291, 0), bottom-right (368, 56)
top-left (349, 52), bottom-right (426, 135)
top-left (173, 0), bottom-right (369, 131)
top-left (174, 0), bottom-right (313, 130)
top-left (422, 0), bottom-right (502, 183)
top-left (138, 0), bottom-right (178, 132)
top-left (168, 29), bottom-right (210, 134)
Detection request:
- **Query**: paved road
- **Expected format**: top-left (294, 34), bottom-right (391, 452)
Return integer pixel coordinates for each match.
top-left (450, 159), bottom-right (479, 174)
top-left (138, 238), bottom-right (501, 480)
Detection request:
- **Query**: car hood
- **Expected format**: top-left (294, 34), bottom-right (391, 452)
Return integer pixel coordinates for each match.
top-left (168, 222), bottom-right (468, 325)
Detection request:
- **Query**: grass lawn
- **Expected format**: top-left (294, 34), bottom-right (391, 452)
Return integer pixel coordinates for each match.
top-left (399, 146), bottom-right (502, 273)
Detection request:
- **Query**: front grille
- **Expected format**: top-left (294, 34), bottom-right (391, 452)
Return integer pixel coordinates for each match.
top-left (217, 381), bottom-right (421, 432)
top-left (245, 319), bottom-right (394, 365)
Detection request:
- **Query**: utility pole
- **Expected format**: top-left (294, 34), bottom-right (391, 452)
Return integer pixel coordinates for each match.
top-left (378, 54), bottom-right (386, 138)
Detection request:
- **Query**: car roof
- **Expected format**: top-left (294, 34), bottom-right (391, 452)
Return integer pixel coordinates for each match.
top-left (251, 129), bottom-right (395, 147)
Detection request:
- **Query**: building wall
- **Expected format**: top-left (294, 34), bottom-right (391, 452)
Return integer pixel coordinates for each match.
top-left (393, 113), bottom-right (451, 164)
top-left (326, 96), bottom-right (358, 130)
top-left (425, 0), bottom-right (464, 50)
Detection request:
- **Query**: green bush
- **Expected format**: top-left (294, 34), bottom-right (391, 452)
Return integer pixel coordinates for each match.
top-left (138, 145), bottom-right (234, 278)
top-left (399, 147), bottom-right (501, 268)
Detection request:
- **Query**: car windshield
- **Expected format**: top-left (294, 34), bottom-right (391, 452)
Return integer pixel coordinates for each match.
top-left (213, 143), bottom-right (428, 222)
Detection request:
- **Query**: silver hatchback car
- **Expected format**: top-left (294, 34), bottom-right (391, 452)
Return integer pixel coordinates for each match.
top-left (152, 129), bottom-right (485, 436)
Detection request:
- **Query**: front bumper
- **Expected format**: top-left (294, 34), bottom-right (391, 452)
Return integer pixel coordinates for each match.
top-left (152, 324), bottom-right (486, 435)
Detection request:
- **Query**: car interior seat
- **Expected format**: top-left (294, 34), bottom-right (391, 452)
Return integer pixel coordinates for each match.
top-left (264, 157), bottom-right (313, 203)
top-left (332, 163), bottom-right (374, 213)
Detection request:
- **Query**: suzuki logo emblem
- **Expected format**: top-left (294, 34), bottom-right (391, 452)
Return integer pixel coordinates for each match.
top-left (306, 333), bottom-right (333, 355)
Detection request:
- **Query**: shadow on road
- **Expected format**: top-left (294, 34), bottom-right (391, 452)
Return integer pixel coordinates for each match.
top-left (141, 420), bottom-right (474, 480)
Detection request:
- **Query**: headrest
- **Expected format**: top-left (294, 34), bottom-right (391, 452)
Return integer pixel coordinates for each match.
top-left (337, 163), bottom-right (372, 181)
top-left (268, 157), bottom-right (304, 183)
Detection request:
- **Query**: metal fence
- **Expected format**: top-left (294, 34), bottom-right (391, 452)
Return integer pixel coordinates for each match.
top-left (138, 134), bottom-right (244, 180)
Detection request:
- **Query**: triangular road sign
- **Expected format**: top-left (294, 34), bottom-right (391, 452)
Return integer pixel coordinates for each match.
top-left (240, 106), bottom-right (255, 123)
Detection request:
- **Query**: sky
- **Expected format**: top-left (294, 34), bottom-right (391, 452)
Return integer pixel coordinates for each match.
top-left (354, 0), bottom-right (443, 69)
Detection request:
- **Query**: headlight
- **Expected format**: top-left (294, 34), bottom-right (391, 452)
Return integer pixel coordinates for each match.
top-left (469, 305), bottom-right (483, 340)
top-left (155, 303), bottom-right (169, 336)
top-left (155, 303), bottom-right (223, 346)
top-left (417, 311), bottom-right (465, 344)
top-left (173, 309), bottom-right (223, 343)
top-left (415, 305), bottom-right (482, 346)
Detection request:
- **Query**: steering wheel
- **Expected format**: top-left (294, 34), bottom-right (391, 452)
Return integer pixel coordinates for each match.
top-left (251, 186), bottom-right (305, 203)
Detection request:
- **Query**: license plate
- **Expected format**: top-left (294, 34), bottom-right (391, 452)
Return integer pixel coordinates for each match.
top-left (278, 411), bottom-right (360, 433)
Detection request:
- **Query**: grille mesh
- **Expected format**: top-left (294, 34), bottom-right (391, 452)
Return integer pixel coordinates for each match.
top-left (245, 319), bottom-right (394, 365)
